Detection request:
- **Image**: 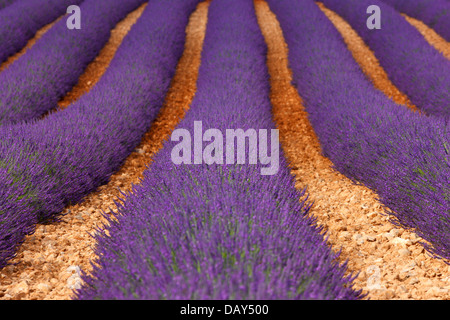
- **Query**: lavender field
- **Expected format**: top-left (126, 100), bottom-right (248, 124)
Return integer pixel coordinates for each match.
top-left (0, 0), bottom-right (448, 301)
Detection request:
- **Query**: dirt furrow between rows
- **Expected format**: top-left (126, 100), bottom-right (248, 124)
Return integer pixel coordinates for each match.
top-left (255, 0), bottom-right (449, 300)
top-left (0, 1), bottom-right (210, 300)
top-left (401, 14), bottom-right (450, 60)
top-left (316, 2), bottom-right (419, 113)
top-left (56, 3), bottom-right (147, 110)
top-left (0, 17), bottom-right (61, 73)
top-left (1, 0), bottom-right (448, 300)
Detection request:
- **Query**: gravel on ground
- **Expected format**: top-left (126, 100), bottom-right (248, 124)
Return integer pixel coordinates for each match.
top-left (0, 0), bottom-right (447, 300)
top-left (255, 0), bottom-right (449, 300)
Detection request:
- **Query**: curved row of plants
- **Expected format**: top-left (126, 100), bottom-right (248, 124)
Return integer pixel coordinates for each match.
top-left (381, 0), bottom-right (450, 41)
top-left (320, 0), bottom-right (450, 119)
top-left (0, 0), bottom-right (201, 268)
top-left (0, 0), bottom-right (82, 65)
top-left (266, 0), bottom-right (449, 261)
top-left (0, 0), bottom-right (147, 125)
top-left (75, 0), bottom-right (363, 300)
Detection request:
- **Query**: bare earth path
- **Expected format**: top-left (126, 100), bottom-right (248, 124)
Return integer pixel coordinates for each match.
top-left (56, 3), bottom-right (148, 110)
top-left (0, 1), bottom-right (209, 300)
top-left (0, 0), bottom-right (448, 300)
top-left (255, 0), bottom-right (449, 300)
top-left (401, 14), bottom-right (450, 60)
top-left (316, 2), bottom-right (418, 113)
top-left (0, 17), bottom-right (61, 72)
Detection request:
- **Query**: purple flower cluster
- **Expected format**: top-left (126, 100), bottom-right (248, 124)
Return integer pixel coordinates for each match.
top-left (266, 0), bottom-right (449, 260)
top-left (75, 0), bottom-right (363, 300)
top-left (0, 0), bottom-right (200, 268)
top-left (381, 0), bottom-right (450, 42)
top-left (320, 0), bottom-right (450, 120)
top-left (0, 0), bottom-right (17, 10)
top-left (0, 0), bottom-right (149, 125)
top-left (0, 0), bottom-right (83, 64)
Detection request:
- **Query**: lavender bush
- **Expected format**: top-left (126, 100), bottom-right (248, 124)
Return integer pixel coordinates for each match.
top-left (266, 0), bottom-right (449, 261)
top-left (320, 0), bottom-right (450, 120)
top-left (0, 0), bottom-right (201, 268)
top-left (381, 0), bottom-right (450, 42)
top-left (0, 0), bottom-right (148, 125)
top-left (0, 0), bottom-right (17, 10)
top-left (0, 0), bottom-right (83, 64)
top-left (75, 0), bottom-right (363, 300)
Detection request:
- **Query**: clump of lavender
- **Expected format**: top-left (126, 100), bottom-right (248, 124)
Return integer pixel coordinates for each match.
top-left (267, 0), bottom-right (449, 260)
top-left (75, 0), bottom-right (363, 300)
top-left (0, 0), bottom-right (148, 125)
top-left (0, 0), bottom-right (82, 64)
top-left (0, 0), bottom-right (18, 10)
top-left (321, 0), bottom-right (450, 120)
top-left (0, 0), bottom-right (201, 268)
top-left (381, 0), bottom-right (450, 42)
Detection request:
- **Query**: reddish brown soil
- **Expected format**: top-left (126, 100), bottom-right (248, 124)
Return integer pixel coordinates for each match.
top-left (56, 4), bottom-right (148, 110)
top-left (402, 14), bottom-right (450, 60)
top-left (255, 0), bottom-right (449, 300)
top-left (316, 2), bottom-right (419, 113)
top-left (0, 17), bottom-right (61, 72)
top-left (0, 1), bottom-right (209, 300)
top-left (0, 0), bottom-right (448, 300)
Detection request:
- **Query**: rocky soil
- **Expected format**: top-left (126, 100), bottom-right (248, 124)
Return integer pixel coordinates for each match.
top-left (0, 0), bottom-right (448, 300)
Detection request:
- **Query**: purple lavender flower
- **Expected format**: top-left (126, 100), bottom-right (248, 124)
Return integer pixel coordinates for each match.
top-left (0, 0), bottom-right (148, 125)
top-left (75, 0), bottom-right (363, 300)
top-left (266, 0), bottom-right (449, 260)
top-left (381, 0), bottom-right (450, 41)
top-left (0, 0), bottom-right (83, 64)
top-left (0, 0), bottom-right (17, 10)
top-left (0, 0), bottom-right (201, 268)
top-left (320, 0), bottom-right (450, 119)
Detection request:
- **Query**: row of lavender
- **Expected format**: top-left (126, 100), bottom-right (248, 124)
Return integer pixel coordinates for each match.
top-left (382, 0), bottom-right (450, 42)
top-left (266, 0), bottom-right (449, 260)
top-left (75, 0), bottom-right (362, 300)
top-left (320, 0), bottom-right (450, 120)
top-left (0, 0), bottom-right (148, 125)
top-left (0, 0), bottom-right (82, 66)
top-left (0, 0), bottom-right (16, 10)
top-left (0, 0), bottom-right (201, 268)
